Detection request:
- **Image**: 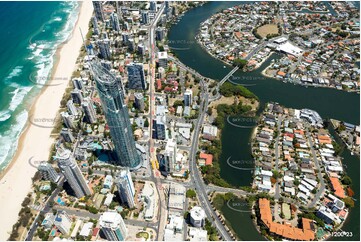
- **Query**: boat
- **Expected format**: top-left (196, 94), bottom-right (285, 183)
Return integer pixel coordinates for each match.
top-left (223, 66), bottom-right (226, 68)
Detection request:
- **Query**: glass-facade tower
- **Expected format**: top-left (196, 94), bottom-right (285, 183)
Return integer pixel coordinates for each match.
top-left (90, 60), bottom-right (141, 169)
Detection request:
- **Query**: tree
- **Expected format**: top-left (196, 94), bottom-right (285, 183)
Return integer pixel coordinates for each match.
top-left (233, 58), bottom-right (248, 68)
top-left (342, 175), bottom-right (352, 185)
top-left (87, 206), bottom-right (98, 214)
top-left (21, 197), bottom-right (31, 207)
top-left (88, 167), bottom-right (93, 176)
top-left (183, 211), bottom-right (190, 220)
top-left (219, 82), bottom-right (257, 99)
top-left (32, 171), bottom-right (42, 183)
top-left (343, 197), bottom-right (355, 208)
top-left (144, 118), bottom-right (149, 127)
top-left (173, 100), bottom-right (184, 108)
top-left (186, 189), bottom-right (197, 199)
top-left (293, 179), bottom-right (300, 186)
top-left (272, 170), bottom-right (282, 179)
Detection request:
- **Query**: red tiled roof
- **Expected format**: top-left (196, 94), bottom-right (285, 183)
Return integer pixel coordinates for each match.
top-left (157, 79), bottom-right (162, 90)
top-left (92, 227), bottom-right (100, 237)
top-left (284, 133), bottom-right (294, 138)
top-left (330, 177), bottom-right (345, 198)
top-left (259, 199), bottom-right (315, 241)
top-left (277, 71), bottom-right (286, 76)
top-left (200, 153), bottom-right (213, 166)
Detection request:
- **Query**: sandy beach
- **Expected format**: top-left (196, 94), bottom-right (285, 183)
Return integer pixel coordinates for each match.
top-left (0, 1), bottom-right (93, 239)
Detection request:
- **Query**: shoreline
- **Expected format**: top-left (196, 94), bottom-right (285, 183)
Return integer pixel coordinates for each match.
top-left (197, 29), bottom-right (359, 94)
top-left (0, 1), bottom-right (93, 239)
top-left (260, 59), bottom-right (360, 94)
top-left (0, 4), bottom-right (78, 180)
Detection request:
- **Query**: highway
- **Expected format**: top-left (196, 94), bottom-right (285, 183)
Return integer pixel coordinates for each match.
top-left (25, 176), bottom-right (65, 241)
top-left (54, 205), bottom-right (159, 230)
top-left (147, 3), bottom-right (166, 241)
top-left (188, 73), bottom-right (233, 240)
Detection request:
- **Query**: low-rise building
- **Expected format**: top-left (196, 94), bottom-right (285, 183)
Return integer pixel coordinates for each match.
top-left (202, 125), bottom-right (218, 140)
top-left (190, 206), bottom-right (206, 227)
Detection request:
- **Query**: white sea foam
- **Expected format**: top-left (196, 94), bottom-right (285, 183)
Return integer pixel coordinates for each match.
top-left (8, 85), bottom-right (33, 112)
top-left (53, 17), bottom-right (62, 22)
top-left (28, 43), bottom-right (36, 50)
top-left (0, 1), bottom-right (79, 170)
top-left (27, 44), bottom-right (47, 60)
top-left (4, 66), bottom-right (23, 81)
top-left (0, 111), bottom-right (11, 122)
top-left (28, 2), bottom-right (78, 85)
top-left (0, 110), bottom-right (28, 168)
top-left (56, 1), bottom-right (79, 43)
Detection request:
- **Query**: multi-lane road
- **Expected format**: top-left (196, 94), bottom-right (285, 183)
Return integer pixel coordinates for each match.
top-left (187, 73), bottom-right (233, 240)
top-left (25, 176), bottom-right (65, 241)
top-left (147, 4), bottom-right (166, 241)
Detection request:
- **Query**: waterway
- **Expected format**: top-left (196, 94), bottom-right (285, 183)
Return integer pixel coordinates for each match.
top-left (168, 1), bottom-right (360, 240)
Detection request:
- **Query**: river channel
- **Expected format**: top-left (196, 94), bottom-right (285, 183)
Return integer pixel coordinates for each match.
top-left (168, 1), bottom-right (360, 240)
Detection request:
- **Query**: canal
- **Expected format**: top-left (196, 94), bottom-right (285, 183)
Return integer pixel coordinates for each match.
top-left (168, 1), bottom-right (360, 240)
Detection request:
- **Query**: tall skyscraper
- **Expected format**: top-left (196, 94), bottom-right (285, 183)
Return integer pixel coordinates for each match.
top-left (97, 39), bottom-right (111, 60)
top-left (166, 7), bottom-right (173, 19)
top-left (110, 12), bottom-right (121, 32)
top-left (134, 93), bottom-right (145, 111)
top-left (54, 211), bottom-right (72, 235)
top-left (149, 1), bottom-right (157, 11)
top-left (101, 60), bottom-right (112, 71)
top-left (158, 52), bottom-right (168, 68)
top-left (127, 38), bottom-right (135, 52)
top-left (127, 63), bottom-right (147, 90)
top-left (60, 128), bottom-right (75, 143)
top-left (72, 78), bottom-right (84, 90)
top-left (38, 161), bottom-right (60, 183)
top-left (90, 60), bottom-right (141, 169)
top-left (165, 0), bottom-right (171, 9)
top-left (158, 67), bottom-right (165, 79)
top-left (137, 43), bottom-right (146, 56)
top-left (164, 139), bottom-right (177, 173)
top-left (71, 89), bottom-right (83, 104)
top-left (61, 112), bottom-right (76, 130)
top-left (67, 100), bottom-right (78, 116)
top-left (92, 16), bottom-right (100, 36)
top-left (99, 211), bottom-right (128, 241)
top-left (56, 149), bottom-right (91, 198)
top-left (82, 97), bottom-right (97, 124)
top-left (92, 1), bottom-right (104, 22)
top-left (184, 89), bottom-right (193, 107)
top-left (121, 32), bottom-right (129, 45)
top-left (141, 11), bottom-right (149, 24)
top-left (115, 169), bottom-right (135, 208)
top-left (155, 106), bottom-right (166, 140)
top-left (156, 27), bottom-right (165, 41)
top-left (101, 31), bottom-right (109, 40)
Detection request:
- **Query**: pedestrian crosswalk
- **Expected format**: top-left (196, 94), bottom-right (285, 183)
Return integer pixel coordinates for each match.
top-left (30, 204), bottom-right (44, 211)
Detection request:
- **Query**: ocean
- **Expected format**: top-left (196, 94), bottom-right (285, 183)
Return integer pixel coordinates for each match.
top-left (0, 1), bottom-right (80, 171)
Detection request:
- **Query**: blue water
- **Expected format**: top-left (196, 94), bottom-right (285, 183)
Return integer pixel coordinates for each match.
top-left (0, 1), bottom-right (80, 170)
